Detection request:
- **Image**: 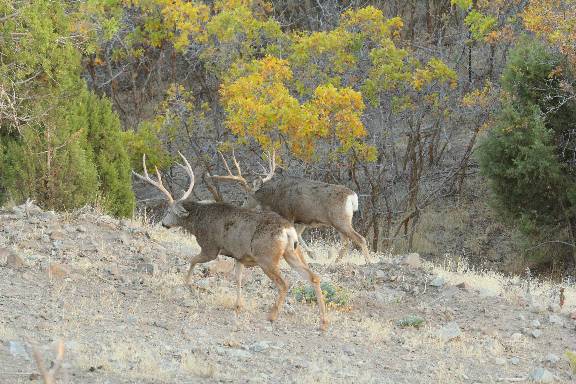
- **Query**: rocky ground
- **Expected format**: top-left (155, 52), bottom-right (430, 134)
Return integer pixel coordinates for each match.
top-left (1, 202), bottom-right (576, 383)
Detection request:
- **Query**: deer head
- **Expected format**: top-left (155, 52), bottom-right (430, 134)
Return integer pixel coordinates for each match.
top-left (132, 152), bottom-right (195, 228)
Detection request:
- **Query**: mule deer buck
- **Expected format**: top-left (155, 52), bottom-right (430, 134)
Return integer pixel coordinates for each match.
top-left (132, 152), bottom-right (328, 331)
top-left (209, 150), bottom-right (371, 264)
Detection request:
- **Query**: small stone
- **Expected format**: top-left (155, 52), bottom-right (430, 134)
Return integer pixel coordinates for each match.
top-left (530, 303), bottom-right (546, 314)
top-left (570, 311), bottom-right (576, 320)
top-left (478, 288), bottom-right (498, 298)
top-left (456, 282), bottom-right (471, 290)
top-left (548, 314), bottom-right (563, 326)
top-left (118, 233), bottom-right (131, 245)
top-left (49, 230), bottom-right (66, 241)
top-left (9, 341), bottom-right (30, 360)
top-left (510, 357), bottom-right (520, 365)
top-left (510, 332), bottom-right (523, 342)
top-left (136, 263), bottom-right (155, 275)
top-left (531, 320), bottom-right (541, 328)
top-left (430, 276), bottom-right (445, 288)
top-left (342, 345), bottom-right (356, 356)
top-left (48, 263), bottom-right (71, 279)
top-left (77, 225), bottom-right (87, 233)
top-left (1, 248), bottom-right (25, 269)
top-left (544, 353), bottom-right (559, 365)
top-left (547, 303), bottom-right (561, 313)
top-left (374, 270), bottom-right (387, 282)
top-left (108, 264), bottom-right (120, 276)
top-left (518, 314), bottom-right (526, 321)
top-left (227, 348), bottom-right (252, 359)
top-left (40, 211), bottom-right (56, 221)
top-left (438, 321), bottom-right (462, 342)
top-left (531, 329), bottom-right (542, 338)
top-left (528, 367), bottom-right (554, 382)
top-left (249, 341), bottom-right (271, 353)
top-left (401, 253), bottom-right (421, 268)
top-left (494, 357), bottom-right (506, 365)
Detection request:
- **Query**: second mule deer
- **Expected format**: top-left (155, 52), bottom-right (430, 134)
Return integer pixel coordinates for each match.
top-left (209, 150), bottom-right (371, 263)
top-left (132, 152), bottom-right (328, 331)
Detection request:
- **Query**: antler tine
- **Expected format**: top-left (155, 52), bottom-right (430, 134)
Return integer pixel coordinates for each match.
top-left (261, 148), bottom-right (276, 183)
top-left (176, 151), bottom-right (195, 202)
top-left (132, 154), bottom-right (175, 204)
top-left (209, 149), bottom-right (253, 193)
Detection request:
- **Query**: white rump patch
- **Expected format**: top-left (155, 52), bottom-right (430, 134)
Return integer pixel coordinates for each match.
top-left (345, 193), bottom-right (359, 217)
top-left (284, 227), bottom-right (298, 249)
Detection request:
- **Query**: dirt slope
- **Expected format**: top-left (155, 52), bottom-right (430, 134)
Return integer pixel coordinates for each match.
top-left (1, 203), bottom-right (575, 383)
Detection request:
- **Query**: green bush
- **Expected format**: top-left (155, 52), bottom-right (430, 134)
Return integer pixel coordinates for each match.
top-left (0, 0), bottom-right (134, 217)
top-left (293, 281), bottom-right (351, 308)
top-left (478, 38), bottom-right (576, 266)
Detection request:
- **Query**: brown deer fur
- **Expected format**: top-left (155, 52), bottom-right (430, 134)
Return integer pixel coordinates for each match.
top-left (133, 152), bottom-right (328, 331)
top-left (210, 151), bottom-right (370, 263)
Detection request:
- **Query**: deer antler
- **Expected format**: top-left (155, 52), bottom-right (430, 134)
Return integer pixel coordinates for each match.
top-left (260, 149), bottom-right (276, 184)
top-left (132, 152), bottom-right (195, 204)
top-left (32, 339), bottom-right (65, 384)
top-left (208, 149), bottom-right (254, 193)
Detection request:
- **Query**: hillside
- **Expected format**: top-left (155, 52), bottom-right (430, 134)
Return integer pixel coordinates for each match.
top-left (1, 202), bottom-right (575, 383)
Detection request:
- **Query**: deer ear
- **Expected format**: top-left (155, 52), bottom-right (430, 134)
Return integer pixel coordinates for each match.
top-left (253, 177), bottom-right (264, 190)
top-left (172, 203), bottom-right (189, 217)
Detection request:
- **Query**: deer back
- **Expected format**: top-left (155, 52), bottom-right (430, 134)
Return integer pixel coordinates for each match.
top-left (180, 200), bottom-right (297, 262)
top-left (253, 176), bottom-right (358, 227)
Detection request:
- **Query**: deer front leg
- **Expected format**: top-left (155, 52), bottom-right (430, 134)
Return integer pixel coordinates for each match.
top-left (234, 260), bottom-right (244, 312)
top-left (261, 266), bottom-right (288, 322)
top-left (284, 248), bottom-right (328, 332)
top-left (185, 249), bottom-right (218, 285)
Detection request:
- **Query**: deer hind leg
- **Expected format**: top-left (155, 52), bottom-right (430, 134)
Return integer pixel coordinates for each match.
top-left (334, 225), bottom-right (370, 264)
top-left (234, 260), bottom-right (244, 312)
top-left (185, 248), bottom-right (218, 285)
top-left (295, 224), bottom-right (315, 259)
top-left (335, 232), bottom-right (351, 263)
top-left (284, 248), bottom-right (328, 332)
top-left (260, 266), bottom-right (288, 323)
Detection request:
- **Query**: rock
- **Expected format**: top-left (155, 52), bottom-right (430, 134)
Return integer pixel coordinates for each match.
top-left (248, 341), bottom-right (272, 353)
top-left (510, 332), bottom-right (523, 342)
top-left (108, 264), bottom-right (120, 276)
top-left (9, 341), bottom-right (30, 360)
top-left (455, 281), bottom-right (471, 290)
top-left (342, 345), bottom-right (356, 356)
top-left (48, 263), bottom-right (71, 279)
top-left (478, 288), bottom-right (498, 298)
top-left (544, 353), bottom-right (559, 365)
top-left (136, 263), bottom-right (155, 275)
top-left (49, 230), bottom-right (66, 241)
top-left (438, 321), bottom-right (462, 342)
top-left (401, 253), bottom-right (421, 268)
top-left (226, 348), bottom-right (252, 359)
top-left (510, 357), bottom-right (520, 365)
top-left (548, 314), bottom-right (563, 326)
top-left (529, 367), bottom-right (554, 383)
top-left (374, 270), bottom-right (387, 282)
top-left (77, 225), bottom-right (87, 233)
top-left (494, 357), bottom-right (506, 365)
top-left (570, 311), bottom-right (576, 320)
top-left (40, 211), bottom-right (56, 221)
top-left (531, 320), bottom-right (541, 328)
top-left (1, 248), bottom-right (25, 269)
top-left (396, 315), bottom-right (425, 328)
top-left (531, 329), bottom-right (542, 338)
top-left (430, 276), bottom-right (445, 288)
top-left (547, 303), bottom-right (561, 313)
top-left (530, 303), bottom-right (546, 314)
top-left (118, 233), bottom-right (131, 245)
top-left (518, 314), bottom-right (526, 321)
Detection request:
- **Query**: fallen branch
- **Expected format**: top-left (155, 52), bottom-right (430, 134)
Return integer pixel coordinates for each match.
top-left (31, 339), bottom-right (65, 384)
